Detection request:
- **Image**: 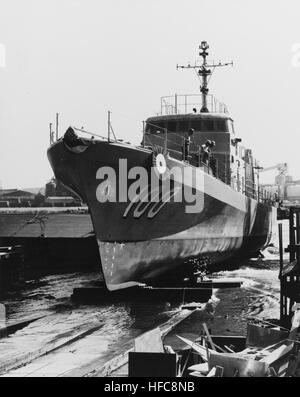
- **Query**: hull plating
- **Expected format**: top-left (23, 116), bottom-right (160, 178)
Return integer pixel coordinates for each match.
top-left (47, 140), bottom-right (276, 290)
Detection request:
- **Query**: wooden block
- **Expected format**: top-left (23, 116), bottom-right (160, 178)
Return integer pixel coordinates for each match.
top-left (177, 335), bottom-right (210, 361)
top-left (290, 307), bottom-right (300, 334)
top-left (207, 367), bottom-right (216, 377)
top-left (128, 352), bottom-right (177, 377)
top-left (190, 371), bottom-right (205, 377)
top-left (268, 367), bottom-right (278, 377)
top-left (203, 323), bottom-right (217, 351)
top-left (134, 327), bottom-right (164, 353)
top-left (246, 323), bottom-right (288, 348)
top-left (188, 362), bottom-right (209, 373)
top-left (209, 351), bottom-right (269, 377)
top-left (215, 366), bottom-right (224, 377)
top-left (261, 343), bottom-right (293, 365)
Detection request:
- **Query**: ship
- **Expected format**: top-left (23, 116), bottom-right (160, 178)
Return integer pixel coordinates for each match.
top-left (47, 42), bottom-right (277, 291)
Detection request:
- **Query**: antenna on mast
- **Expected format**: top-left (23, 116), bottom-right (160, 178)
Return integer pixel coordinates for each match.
top-left (177, 42), bottom-right (233, 113)
top-left (56, 113), bottom-right (59, 141)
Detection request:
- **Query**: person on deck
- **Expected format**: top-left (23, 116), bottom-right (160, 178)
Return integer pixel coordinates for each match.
top-left (208, 141), bottom-right (217, 176)
top-left (200, 140), bottom-right (211, 165)
top-left (183, 128), bottom-right (194, 161)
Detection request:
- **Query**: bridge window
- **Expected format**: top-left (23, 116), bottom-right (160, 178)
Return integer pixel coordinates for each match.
top-left (146, 121), bottom-right (166, 134)
top-left (216, 120), bottom-right (227, 131)
top-left (202, 120), bottom-right (215, 131)
top-left (177, 120), bottom-right (189, 132)
top-left (190, 119), bottom-right (202, 131)
top-left (147, 118), bottom-right (228, 134)
top-left (167, 121), bottom-right (177, 133)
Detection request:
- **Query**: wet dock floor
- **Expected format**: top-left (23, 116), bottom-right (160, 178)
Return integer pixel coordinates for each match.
top-left (0, 254), bottom-right (282, 377)
top-left (0, 221), bottom-right (287, 377)
top-left (0, 272), bottom-right (188, 376)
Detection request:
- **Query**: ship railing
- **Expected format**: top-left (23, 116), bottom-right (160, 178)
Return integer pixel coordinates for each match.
top-left (258, 187), bottom-right (277, 204)
top-left (70, 111), bottom-right (121, 143)
top-left (244, 178), bottom-right (277, 204)
top-left (244, 179), bottom-right (257, 200)
top-left (72, 126), bottom-right (137, 147)
top-left (72, 127), bottom-right (112, 142)
top-left (52, 111), bottom-right (121, 144)
top-left (160, 94), bottom-right (228, 115)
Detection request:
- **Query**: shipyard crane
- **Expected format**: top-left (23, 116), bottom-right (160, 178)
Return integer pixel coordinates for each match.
top-left (260, 163), bottom-right (289, 176)
top-left (259, 163), bottom-right (289, 185)
top-left (259, 163), bottom-right (289, 199)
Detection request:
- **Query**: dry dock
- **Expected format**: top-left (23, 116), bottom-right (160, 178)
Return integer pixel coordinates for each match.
top-left (0, 218), bottom-right (298, 377)
top-left (0, 301), bottom-right (209, 377)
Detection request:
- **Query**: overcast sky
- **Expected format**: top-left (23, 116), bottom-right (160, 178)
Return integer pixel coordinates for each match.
top-left (1, 0), bottom-right (300, 188)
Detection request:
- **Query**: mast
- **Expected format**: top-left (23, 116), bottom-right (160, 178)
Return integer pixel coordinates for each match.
top-left (198, 41), bottom-right (210, 113)
top-left (56, 113), bottom-right (59, 141)
top-left (177, 42), bottom-right (233, 113)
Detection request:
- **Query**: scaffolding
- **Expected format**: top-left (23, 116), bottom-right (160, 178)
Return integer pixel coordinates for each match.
top-left (279, 207), bottom-right (300, 328)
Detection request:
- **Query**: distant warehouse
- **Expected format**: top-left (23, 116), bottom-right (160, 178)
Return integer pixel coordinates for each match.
top-left (0, 189), bottom-right (36, 207)
top-left (44, 196), bottom-right (80, 207)
top-left (0, 183), bottom-right (83, 207)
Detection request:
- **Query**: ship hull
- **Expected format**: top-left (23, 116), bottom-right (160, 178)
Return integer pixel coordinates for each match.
top-left (47, 139), bottom-right (276, 290)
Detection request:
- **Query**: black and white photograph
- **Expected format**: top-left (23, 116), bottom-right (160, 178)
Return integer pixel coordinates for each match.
top-left (0, 0), bottom-right (299, 382)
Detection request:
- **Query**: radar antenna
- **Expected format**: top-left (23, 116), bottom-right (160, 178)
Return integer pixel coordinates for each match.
top-left (177, 42), bottom-right (233, 113)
